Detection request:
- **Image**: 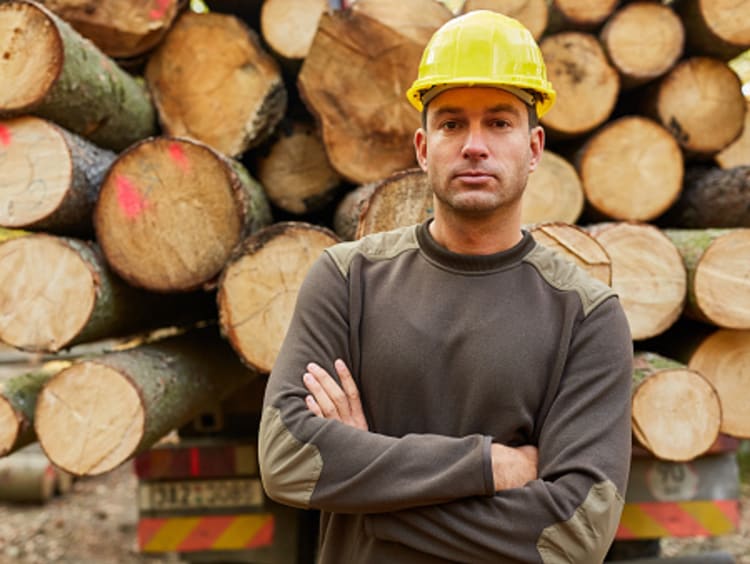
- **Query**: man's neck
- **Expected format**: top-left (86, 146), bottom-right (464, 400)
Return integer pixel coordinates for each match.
top-left (429, 210), bottom-right (523, 255)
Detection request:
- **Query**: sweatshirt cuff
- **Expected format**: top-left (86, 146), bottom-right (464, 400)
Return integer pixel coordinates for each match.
top-left (482, 436), bottom-right (494, 496)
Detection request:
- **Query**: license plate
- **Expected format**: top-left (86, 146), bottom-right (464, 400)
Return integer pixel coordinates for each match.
top-left (139, 478), bottom-right (264, 511)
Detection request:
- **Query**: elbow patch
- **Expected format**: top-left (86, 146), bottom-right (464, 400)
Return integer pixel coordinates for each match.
top-left (537, 480), bottom-right (624, 564)
top-left (258, 406), bottom-right (323, 509)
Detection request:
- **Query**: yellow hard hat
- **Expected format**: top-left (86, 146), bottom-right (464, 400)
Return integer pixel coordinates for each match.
top-left (406, 11), bottom-right (556, 117)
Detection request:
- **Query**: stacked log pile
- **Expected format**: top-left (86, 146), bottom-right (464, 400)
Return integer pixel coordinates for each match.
top-left (0, 0), bottom-right (747, 502)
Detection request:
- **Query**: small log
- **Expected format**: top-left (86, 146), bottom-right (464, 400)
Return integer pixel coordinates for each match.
top-left (34, 328), bottom-right (258, 476)
top-left (677, 0), bottom-right (750, 61)
top-left (715, 101), bottom-right (750, 169)
top-left (333, 182), bottom-right (378, 241)
top-left (0, 364), bottom-right (63, 457)
top-left (528, 222), bottom-right (611, 285)
top-left (687, 329), bottom-right (750, 438)
top-left (588, 222), bottom-right (687, 340)
top-left (39, 0), bottom-right (181, 59)
top-left (600, 2), bottom-right (684, 89)
top-left (577, 116), bottom-right (683, 221)
top-left (0, 1), bottom-right (156, 151)
top-left (664, 228), bottom-right (750, 329)
top-left (644, 57), bottom-right (746, 157)
top-left (661, 165), bottom-right (750, 228)
top-left (94, 136), bottom-right (271, 292)
top-left (145, 11), bottom-right (286, 157)
top-left (631, 351), bottom-right (721, 462)
top-left (539, 32), bottom-right (620, 138)
top-left (255, 120), bottom-right (341, 215)
top-left (547, 0), bottom-right (619, 31)
top-left (298, 0), bottom-right (451, 183)
top-left (218, 222), bottom-right (339, 373)
top-left (0, 450), bottom-right (57, 502)
top-left (521, 150), bottom-right (583, 225)
top-left (0, 116), bottom-right (116, 235)
top-left (460, 0), bottom-right (548, 40)
top-left (260, 0), bottom-right (329, 61)
top-left (0, 234), bottom-right (215, 352)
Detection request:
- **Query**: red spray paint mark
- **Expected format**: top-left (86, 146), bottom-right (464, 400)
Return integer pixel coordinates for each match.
top-left (0, 125), bottom-right (11, 147)
top-left (168, 142), bottom-right (190, 172)
top-left (149, 0), bottom-right (172, 20)
top-left (116, 175), bottom-right (148, 219)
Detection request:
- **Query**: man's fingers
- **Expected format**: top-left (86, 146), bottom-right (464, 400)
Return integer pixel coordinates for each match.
top-left (334, 359), bottom-right (368, 431)
top-left (307, 362), bottom-right (350, 418)
top-left (303, 371), bottom-right (339, 418)
top-left (305, 395), bottom-right (323, 418)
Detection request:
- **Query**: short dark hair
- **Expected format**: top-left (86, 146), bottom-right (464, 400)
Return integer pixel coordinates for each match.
top-left (421, 94), bottom-right (539, 131)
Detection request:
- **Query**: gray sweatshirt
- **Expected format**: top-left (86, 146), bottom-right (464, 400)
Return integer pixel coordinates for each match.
top-left (259, 221), bottom-right (633, 563)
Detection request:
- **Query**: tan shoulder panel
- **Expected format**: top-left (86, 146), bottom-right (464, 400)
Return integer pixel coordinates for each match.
top-left (325, 225), bottom-right (420, 277)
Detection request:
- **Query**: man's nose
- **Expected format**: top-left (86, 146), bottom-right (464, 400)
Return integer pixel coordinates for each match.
top-left (461, 124), bottom-right (489, 159)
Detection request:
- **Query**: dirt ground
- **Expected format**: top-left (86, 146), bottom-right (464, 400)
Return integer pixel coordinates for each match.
top-left (0, 462), bottom-right (747, 564)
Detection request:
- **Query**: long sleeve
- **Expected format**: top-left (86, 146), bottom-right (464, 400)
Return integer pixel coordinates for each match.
top-left (258, 252), bottom-right (495, 513)
top-left (364, 297), bottom-right (634, 563)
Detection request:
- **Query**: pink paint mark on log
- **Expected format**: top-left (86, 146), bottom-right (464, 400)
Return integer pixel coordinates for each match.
top-left (116, 174), bottom-right (148, 219)
top-left (0, 125), bottom-right (11, 147)
top-left (168, 142), bottom-right (190, 172)
top-left (149, 0), bottom-right (172, 20)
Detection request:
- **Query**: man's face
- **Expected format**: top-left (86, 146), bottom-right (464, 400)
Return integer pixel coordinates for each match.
top-left (414, 87), bottom-right (544, 219)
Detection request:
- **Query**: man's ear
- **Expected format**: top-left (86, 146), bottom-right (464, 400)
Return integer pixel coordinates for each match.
top-left (528, 126), bottom-right (545, 173)
top-left (414, 128), bottom-right (428, 172)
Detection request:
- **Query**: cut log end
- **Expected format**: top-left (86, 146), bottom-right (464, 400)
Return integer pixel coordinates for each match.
top-left (632, 368), bottom-right (721, 461)
top-left (522, 151), bottom-right (584, 225)
top-left (553, 0), bottom-right (619, 27)
top-left (0, 116), bottom-right (71, 228)
top-left (461, 0), bottom-right (548, 40)
top-left (0, 235), bottom-right (96, 352)
top-left (35, 362), bottom-right (144, 476)
top-left (260, 0), bottom-right (328, 60)
top-left (0, 397), bottom-right (20, 457)
top-left (529, 223), bottom-right (611, 285)
top-left (0, 2), bottom-right (62, 112)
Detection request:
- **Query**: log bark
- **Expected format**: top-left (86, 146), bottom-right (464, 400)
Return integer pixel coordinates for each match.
top-left (34, 328), bottom-right (258, 476)
top-left (588, 222), bottom-right (687, 340)
top-left (0, 116), bottom-right (116, 236)
top-left (0, 1), bottom-right (157, 151)
top-left (260, 0), bottom-right (329, 61)
top-left (94, 136), bottom-right (271, 292)
top-left (254, 120), bottom-right (342, 215)
top-left (460, 0), bottom-right (548, 39)
top-left (715, 101), bottom-right (750, 169)
top-left (644, 57), bottom-right (746, 157)
top-left (333, 182), bottom-right (378, 241)
top-left (0, 365), bottom-right (63, 456)
top-left (0, 233), bottom-right (215, 352)
top-left (0, 450), bottom-right (57, 502)
top-left (600, 2), bottom-right (684, 89)
top-left (661, 165), bottom-right (750, 228)
top-left (577, 116), bottom-right (683, 222)
top-left (145, 11), bottom-right (286, 157)
top-left (539, 32), bottom-right (620, 138)
top-left (547, 0), bottom-right (619, 31)
top-left (631, 351), bottom-right (721, 462)
top-left (298, 0), bottom-right (451, 183)
top-left (521, 150), bottom-right (584, 225)
top-left (39, 0), bottom-right (181, 59)
top-left (677, 0), bottom-right (750, 61)
top-left (218, 222), bottom-right (339, 373)
top-left (664, 228), bottom-right (750, 329)
top-left (528, 222), bottom-right (611, 285)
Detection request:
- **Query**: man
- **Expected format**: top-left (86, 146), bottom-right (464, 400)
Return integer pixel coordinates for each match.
top-left (259, 11), bottom-right (633, 564)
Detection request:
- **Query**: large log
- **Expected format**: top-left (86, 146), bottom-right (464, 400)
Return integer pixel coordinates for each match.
top-left (298, 0), bottom-right (451, 183)
top-left (0, 233), bottom-right (215, 352)
top-left (588, 222), bottom-right (687, 340)
top-left (460, 0), bottom-right (548, 40)
top-left (661, 165), bottom-right (750, 228)
top-left (145, 11), bottom-right (286, 157)
top-left (0, 0), bottom-right (156, 151)
top-left (664, 228), bottom-right (750, 329)
top-left (333, 182), bottom-right (378, 241)
top-left (644, 57), bottom-right (746, 157)
top-left (600, 2), bottom-right (684, 89)
top-left (528, 222), bottom-right (611, 285)
top-left (715, 101), bottom-right (750, 169)
top-left (577, 116), bottom-right (683, 221)
top-left (260, 0), bottom-right (329, 61)
top-left (94, 136), bottom-right (271, 292)
top-left (0, 116), bottom-right (116, 236)
top-left (677, 0), bottom-right (750, 61)
top-left (521, 150), bottom-right (583, 225)
top-left (631, 351), bottom-right (721, 462)
top-left (39, 0), bottom-right (181, 59)
top-left (254, 120), bottom-right (342, 215)
top-left (34, 328), bottom-right (258, 476)
top-left (539, 32), bottom-right (620, 138)
top-left (0, 449), bottom-right (57, 502)
top-left (218, 222), bottom-right (339, 373)
top-left (547, 0), bottom-right (619, 31)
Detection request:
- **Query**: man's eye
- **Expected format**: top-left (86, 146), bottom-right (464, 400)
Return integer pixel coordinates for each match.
top-left (440, 120), bottom-right (459, 130)
top-left (491, 119), bottom-right (511, 128)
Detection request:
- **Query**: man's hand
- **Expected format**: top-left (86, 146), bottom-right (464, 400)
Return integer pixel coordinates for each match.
top-left (303, 359), bottom-right (368, 431)
top-left (490, 444), bottom-right (538, 491)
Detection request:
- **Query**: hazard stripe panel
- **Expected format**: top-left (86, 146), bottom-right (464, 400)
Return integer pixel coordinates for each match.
top-left (134, 444), bottom-right (257, 479)
top-left (616, 500), bottom-right (739, 539)
top-left (138, 513), bottom-right (274, 552)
